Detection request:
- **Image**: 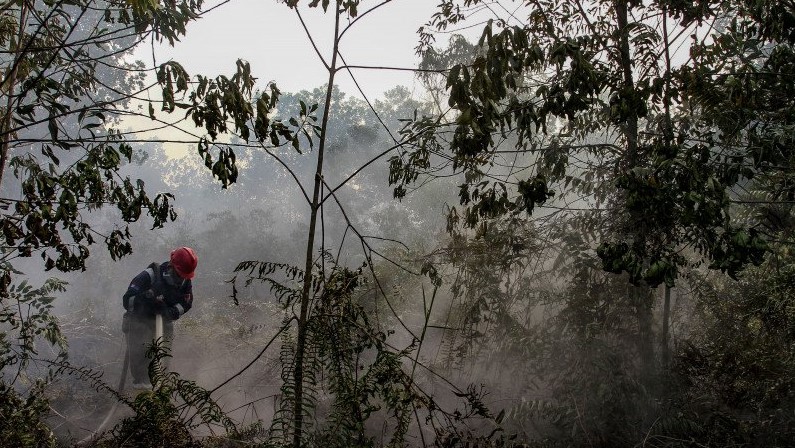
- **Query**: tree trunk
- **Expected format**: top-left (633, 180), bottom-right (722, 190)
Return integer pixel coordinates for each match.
top-left (0, 1), bottom-right (28, 188)
top-left (614, 0), bottom-right (638, 166)
top-left (635, 287), bottom-right (655, 380)
top-left (615, 0), bottom-right (657, 381)
top-left (661, 285), bottom-right (671, 368)
top-left (292, 6), bottom-right (341, 448)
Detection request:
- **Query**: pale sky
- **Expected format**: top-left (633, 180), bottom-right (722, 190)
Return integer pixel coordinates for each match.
top-left (143, 0), bottom-right (442, 100)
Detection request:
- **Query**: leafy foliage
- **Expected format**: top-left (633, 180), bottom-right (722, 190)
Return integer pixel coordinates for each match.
top-left (0, 276), bottom-right (66, 447)
top-left (233, 257), bottom-right (446, 447)
top-left (384, 5), bottom-right (795, 440)
top-left (84, 341), bottom-right (237, 447)
top-left (1, 0), bottom-right (304, 444)
top-left (668, 247), bottom-right (795, 446)
top-left (0, 0), bottom-right (210, 284)
top-left (0, 380), bottom-right (56, 448)
top-left (400, 0), bottom-right (795, 287)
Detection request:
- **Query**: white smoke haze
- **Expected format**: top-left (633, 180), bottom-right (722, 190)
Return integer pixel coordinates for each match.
top-left (28, 75), bottom-right (478, 444)
top-left (6, 1), bottom-right (794, 446)
top-left (41, 95), bottom-right (624, 443)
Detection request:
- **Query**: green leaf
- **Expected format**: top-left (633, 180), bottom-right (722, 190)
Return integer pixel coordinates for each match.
top-left (291, 136), bottom-right (301, 153)
top-left (48, 117), bottom-right (58, 141)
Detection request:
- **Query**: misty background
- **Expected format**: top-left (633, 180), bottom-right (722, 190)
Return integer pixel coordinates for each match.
top-left (2, 0), bottom-right (794, 447)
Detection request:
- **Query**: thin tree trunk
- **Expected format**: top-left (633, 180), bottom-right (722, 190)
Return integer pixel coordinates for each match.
top-left (614, 0), bottom-right (638, 165)
top-left (661, 285), bottom-right (671, 368)
top-left (615, 0), bottom-right (657, 380)
top-left (635, 287), bottom-right (655, 379)
top-left (1, 1), bottom-right (28, 188)
top-left (292, 6), bottom-right (341, 448)
top-left (660, 8), bottom-right (674, 372)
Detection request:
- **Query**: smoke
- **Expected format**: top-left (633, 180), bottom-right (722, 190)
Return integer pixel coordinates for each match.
top-left (32, 81), bottom-right (471, 444)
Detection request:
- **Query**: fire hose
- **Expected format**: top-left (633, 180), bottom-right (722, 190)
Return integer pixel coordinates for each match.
top-left (79, 313), bottom-right (163, 445)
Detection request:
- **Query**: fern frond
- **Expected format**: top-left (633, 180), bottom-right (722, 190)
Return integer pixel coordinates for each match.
top-left (51, 360), bottom-right (132, 406)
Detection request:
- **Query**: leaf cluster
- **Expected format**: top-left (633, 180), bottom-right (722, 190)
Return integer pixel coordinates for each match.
top-left (404, 0), bottom-right (795, 288)
top-left (0, 275), bottom-right (67, 447)
top-left (154, 59), bottom-right (322, 188)
top-left (0, 0), bottom-right (205, 281)
top-left (89, 341), bottom-right (237, 447)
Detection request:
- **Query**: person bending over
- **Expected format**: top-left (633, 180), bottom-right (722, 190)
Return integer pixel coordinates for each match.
top-left (122, 247), bottom-right (197, 389)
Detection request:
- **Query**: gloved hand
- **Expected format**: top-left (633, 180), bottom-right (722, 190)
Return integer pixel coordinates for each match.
top-left (142, 289), bottom-right (165, 306)
top-left (166, 306), bottom-right (180, 321)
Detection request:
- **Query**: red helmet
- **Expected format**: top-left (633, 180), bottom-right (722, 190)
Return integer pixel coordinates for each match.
top-left (170, 247), bottom-right (198, 279)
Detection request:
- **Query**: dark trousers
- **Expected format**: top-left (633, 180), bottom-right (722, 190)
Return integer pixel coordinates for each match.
top-left (124, 313), bottom-right (174, 384)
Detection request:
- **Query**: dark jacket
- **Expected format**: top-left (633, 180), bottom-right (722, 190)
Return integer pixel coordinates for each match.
top-left (122, 262), bottom-right (193, 320)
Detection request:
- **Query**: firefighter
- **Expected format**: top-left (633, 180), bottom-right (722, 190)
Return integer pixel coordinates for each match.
top-left (122, 247), bottom-right (198, 389)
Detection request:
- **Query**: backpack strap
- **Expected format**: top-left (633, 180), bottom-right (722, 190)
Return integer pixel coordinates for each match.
top-left (146, 262), bottom-right (162, 293)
